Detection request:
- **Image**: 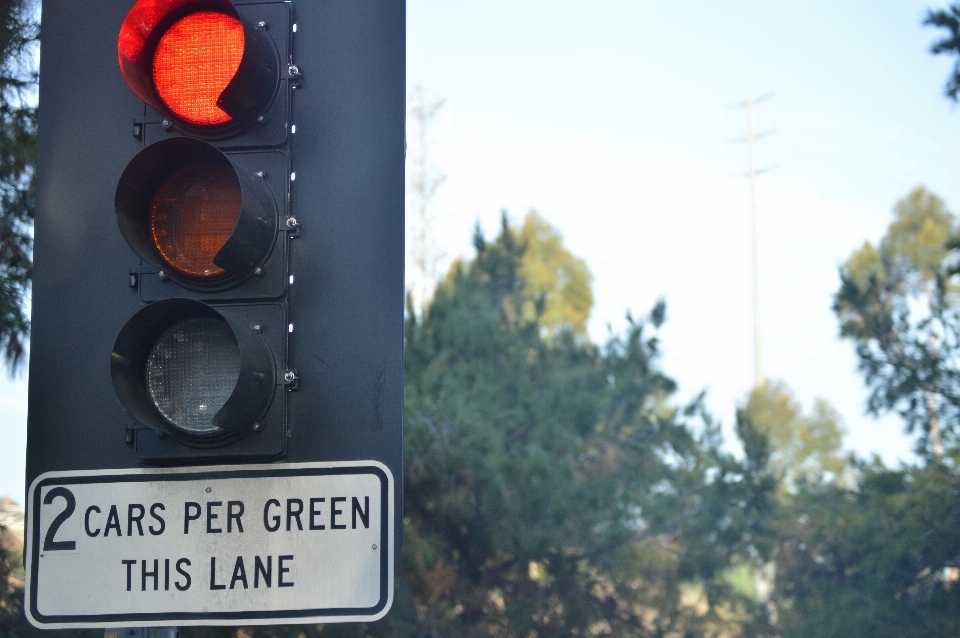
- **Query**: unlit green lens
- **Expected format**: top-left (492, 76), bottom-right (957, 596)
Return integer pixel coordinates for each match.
top-left (146, 317), bottom-right (239, 434)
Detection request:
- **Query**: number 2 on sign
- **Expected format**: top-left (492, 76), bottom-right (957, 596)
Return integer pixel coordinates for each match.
top-left (42, 487), bottom-right (77, 551)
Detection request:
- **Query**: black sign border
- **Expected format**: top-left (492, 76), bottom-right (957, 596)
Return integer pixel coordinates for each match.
top-left (28, 464), bottom-right (390, 626)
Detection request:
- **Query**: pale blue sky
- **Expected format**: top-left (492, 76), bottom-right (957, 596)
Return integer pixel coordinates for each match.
top-left (3, 0), bottom-right (960, 502)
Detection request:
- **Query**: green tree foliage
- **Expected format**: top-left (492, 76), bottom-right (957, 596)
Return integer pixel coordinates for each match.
top-left (773, 462), bottom-right (960, 638)
top-left (729, 403), bottom-right (960, 638)
top-left (516, 210), bottom-right (593, 337)
top-left (927, 3), bottom-right (960, 101)
top-left (743, 380), bottom-right (848, 490)
top-left (833, 186), bottom-right (960, 458)
top-left (777, 184), bottom-right (960, 636)
top-left (355, 213), bottom-right (771, 637)
top-left (0, 0), bottom-right (37, 372)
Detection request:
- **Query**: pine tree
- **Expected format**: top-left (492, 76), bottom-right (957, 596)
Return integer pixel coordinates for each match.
top-left (0, 0), bottom-right (38, 373)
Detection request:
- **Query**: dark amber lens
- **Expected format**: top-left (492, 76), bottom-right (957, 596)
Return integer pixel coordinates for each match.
top-left (152, 11), bottom-right (245, 126)
top-left (149, 162), bottom-right (241, 280)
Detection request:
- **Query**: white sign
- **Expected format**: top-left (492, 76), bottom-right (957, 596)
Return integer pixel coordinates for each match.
top-left (24, 461), bottom-right (394, 628)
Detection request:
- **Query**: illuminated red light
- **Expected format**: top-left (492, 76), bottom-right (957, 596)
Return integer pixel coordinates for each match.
top-left (152, 11), bottom-right (244, 126)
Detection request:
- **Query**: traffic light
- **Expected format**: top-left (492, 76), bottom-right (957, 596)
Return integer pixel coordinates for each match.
top-left (117, 0), bottom-right (280, 135)
top-left (25, 0), bottom-right (404, 627)
top-left (109, 0), bottom-right (294, 462)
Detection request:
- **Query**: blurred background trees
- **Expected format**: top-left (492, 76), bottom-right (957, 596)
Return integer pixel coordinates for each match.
top-left (0, 0), bottom-right (36, 373)
top-left (0, 1), bottom-right (36, 634)
top-left (834, 186), bottom-right (960, 460)
top-left (395, 213), bottom-right (768, 636)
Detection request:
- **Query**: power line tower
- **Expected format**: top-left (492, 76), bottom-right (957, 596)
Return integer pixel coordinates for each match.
top-left (406, 86), bottom-right (447, 312)
top-left (730, 93), bottom-right (776, 387)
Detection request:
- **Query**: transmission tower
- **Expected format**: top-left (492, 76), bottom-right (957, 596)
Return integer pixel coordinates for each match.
top-left (730, 93), bottom-right (775, 387)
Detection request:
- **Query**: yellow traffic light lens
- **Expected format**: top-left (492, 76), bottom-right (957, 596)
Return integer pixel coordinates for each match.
top-left (145, 317), bottom-right (240, 435)
top-left (152, 11), bottom-right (245, 126)
top-left (149, 162), bottom-right (241, 280)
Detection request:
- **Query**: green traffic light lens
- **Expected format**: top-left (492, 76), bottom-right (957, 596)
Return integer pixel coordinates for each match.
top-left (145, 316), bottom-right (240, 435)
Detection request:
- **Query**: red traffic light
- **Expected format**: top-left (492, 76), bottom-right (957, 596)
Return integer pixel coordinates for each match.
top-left (118, 0), bottom-right (280, 133)
top-left (152, 10), bottom-right (244, 126)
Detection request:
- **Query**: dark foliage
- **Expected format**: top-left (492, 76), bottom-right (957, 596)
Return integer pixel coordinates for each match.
top-left (0, 0), bottom-right (37, 372)
top-left (927, 4), bottom-right (960, 101)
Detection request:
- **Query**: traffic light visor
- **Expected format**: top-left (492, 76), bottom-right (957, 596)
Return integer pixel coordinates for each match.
top-left (119, 0), bottom-right (280, 132)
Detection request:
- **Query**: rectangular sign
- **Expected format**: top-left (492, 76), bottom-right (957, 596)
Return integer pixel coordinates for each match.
top-left (25, 461), bottom-right (393, 628)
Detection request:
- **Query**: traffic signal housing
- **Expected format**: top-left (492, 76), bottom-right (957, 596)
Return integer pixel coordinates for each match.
top-left (27, 0), bottom-right (404, 535)
top-left (106, 0), bottom-right (296, 464)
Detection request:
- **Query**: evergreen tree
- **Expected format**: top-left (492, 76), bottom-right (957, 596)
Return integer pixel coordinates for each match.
top-left (0, 0), bottom-right (37, 373)
top-left (927, 2), bottom-right (960, 101)
top-left (834, 186), bottom-right (960, 459)
top-left (773, 462), bottom-right (960, 638)
top-left (376, 213), bottom-right (770, 636)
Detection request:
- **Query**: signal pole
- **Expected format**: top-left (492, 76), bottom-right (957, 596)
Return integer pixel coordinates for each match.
top-left (730, 94), bottom-right (775, 387)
